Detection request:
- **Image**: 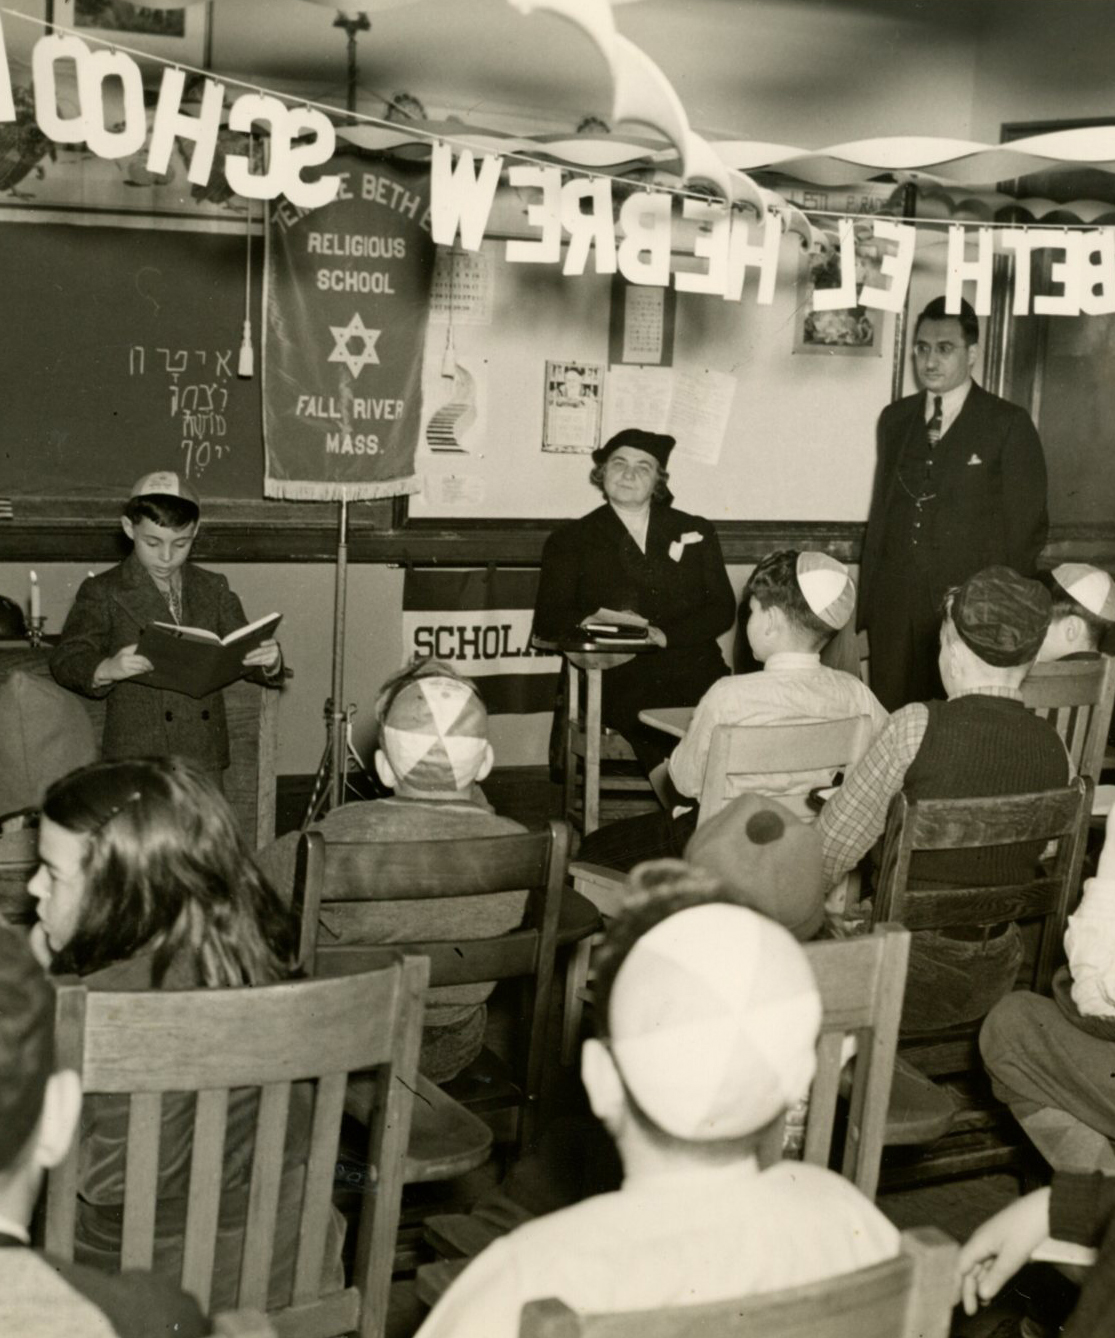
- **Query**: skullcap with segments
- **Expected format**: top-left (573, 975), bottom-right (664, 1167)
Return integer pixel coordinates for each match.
top-left (796, 551), bottom-right (856, 629)
top-left (1051, 563), bottom-right (1115, 624)
top-left (0, 920), bottom-right (56, 1171)
top-left (608, 902), bottom-right (822, 1141)
top-left (129, 471), bottom-right (200, 508)
top-left (381, 674), bottom-right (489, 795)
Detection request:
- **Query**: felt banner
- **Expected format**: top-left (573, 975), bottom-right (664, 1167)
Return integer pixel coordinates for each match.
top-left (263, 154), bottom-right (435, 499)
top-left (401, 568), bottom-right (561, 717)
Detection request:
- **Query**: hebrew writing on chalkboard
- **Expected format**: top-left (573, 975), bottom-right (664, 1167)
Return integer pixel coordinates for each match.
top-left (542, 360), bottom-right (603, 454)
top-left (0, 221), bottom-right (265, 500)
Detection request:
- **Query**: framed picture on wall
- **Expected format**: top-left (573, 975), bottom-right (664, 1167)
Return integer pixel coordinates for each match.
top-left (793, 221), bottom-right (884, 357)
top-left (53, 1), bottom-right (211, 68)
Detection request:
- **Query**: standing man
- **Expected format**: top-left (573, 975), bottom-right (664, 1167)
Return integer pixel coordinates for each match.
top-left (858, 296), bottom-right (1048, 710)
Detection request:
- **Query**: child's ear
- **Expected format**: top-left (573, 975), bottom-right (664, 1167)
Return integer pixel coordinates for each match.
top-left (121, 516), bottom-right (135, 542)
top-left (374, 748), bottom-right (397, 789)
top-left (581, 1038), bottom-right (625, 1133)
top-left (473, 741), bottom-right (494, 783)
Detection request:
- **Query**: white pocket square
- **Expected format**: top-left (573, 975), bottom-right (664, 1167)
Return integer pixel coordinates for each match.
top-left (669, 532), bottom-right (704, 562)
top-left (967, 453), bottom-right (983, 465)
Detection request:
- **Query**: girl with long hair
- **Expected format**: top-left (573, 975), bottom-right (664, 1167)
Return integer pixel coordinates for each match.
top-left (29, 756), bottom-right (343, 1311)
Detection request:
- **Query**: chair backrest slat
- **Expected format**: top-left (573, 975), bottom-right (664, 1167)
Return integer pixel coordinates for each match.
top-left (292, 1070), bottom-right (347, 1307)
top-left (48, 957), bottom-right (428, 1333)
top-left (801, 1031), bottom-right (843, 1167)
top-left (237, 1081), bottom-right (291, 1311)
top-left (121, 1091), bottom-right (162, 1270)
top-left (700, 716), bottom-right (874, 821)
top-left (517, 1227), bottom-right (957, 1338)
top-left (181, 1088), bottom-right (230, 1312)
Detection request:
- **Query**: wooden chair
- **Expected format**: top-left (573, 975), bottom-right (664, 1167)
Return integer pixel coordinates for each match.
top-left (45, 959), bottom-right (428, 1338)
top-left (416, 924), bottom-right (911, 1309)
top-left (517, 1227), bottom-right (957, 1338)
top-left (294, 819), bottom-right (571, 1155)
top-left (872, 778), bottom-right (1093, 1183)
top-left (564, 716), bottom-right (875, 1059)
top-left (1021, 655), bottom-right (1115, 789)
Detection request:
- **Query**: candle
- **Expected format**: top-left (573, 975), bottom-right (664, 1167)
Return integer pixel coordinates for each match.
top-left (29, 570), bottom-right (40, 622)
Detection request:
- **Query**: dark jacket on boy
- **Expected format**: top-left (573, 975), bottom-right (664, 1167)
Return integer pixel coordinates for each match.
top-left (51, 554), bottom-right (253, 771)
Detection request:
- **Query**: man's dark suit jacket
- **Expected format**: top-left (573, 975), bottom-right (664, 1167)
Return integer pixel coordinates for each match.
top-left (858, 381), bottom-right (1048, 707)
top-left (50, 554), bottom-right (257, 771)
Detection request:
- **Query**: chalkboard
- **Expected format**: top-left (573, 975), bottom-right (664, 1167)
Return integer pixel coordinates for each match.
top-left (1, 221), bottom-right (264, 500)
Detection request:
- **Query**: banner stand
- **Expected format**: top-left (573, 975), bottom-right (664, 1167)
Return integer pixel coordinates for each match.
top-left (301, 495), bottom-right (363, 825)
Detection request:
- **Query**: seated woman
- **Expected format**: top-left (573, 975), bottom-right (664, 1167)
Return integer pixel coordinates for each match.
top-left (28, 756), bottom-right (344, 1312)
top-left (533, 428), bottom-right (735, 770)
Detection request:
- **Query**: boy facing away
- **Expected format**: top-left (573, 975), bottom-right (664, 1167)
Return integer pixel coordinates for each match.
top-left (50, 472), bottom-right (283, 784)
top-left (255, 657), bottom-right (527, 1084)
top-left (414, 864), bottom-right (898, 1338)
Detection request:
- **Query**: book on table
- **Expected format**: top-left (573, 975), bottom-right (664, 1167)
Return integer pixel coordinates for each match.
top-left (134, 612), bottom-right (282, 698)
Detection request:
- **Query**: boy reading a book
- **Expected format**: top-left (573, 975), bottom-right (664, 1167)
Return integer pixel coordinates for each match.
top-left (50, 472), bottom-right (283, 786)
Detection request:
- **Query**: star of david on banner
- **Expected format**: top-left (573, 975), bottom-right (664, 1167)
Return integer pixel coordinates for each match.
top-left (262, 153), bottom-right (435, 499)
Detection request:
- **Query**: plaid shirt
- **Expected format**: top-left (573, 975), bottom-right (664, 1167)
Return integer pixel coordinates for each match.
top-left (818, 685), bottom-right (1024, 886)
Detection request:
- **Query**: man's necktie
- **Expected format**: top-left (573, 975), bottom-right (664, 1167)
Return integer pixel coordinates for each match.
top-left (927, 394), bottom-right (943, 448)
top-left (166, 581), bottom-right (182, 624)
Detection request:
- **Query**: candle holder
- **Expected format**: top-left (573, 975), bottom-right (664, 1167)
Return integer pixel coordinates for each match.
top-left (26, 615), bottom-right (46, 649)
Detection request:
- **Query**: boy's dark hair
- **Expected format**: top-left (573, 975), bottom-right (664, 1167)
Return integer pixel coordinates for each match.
top-left (915, 295), bottom-right (979, 346)
top-left (1039, 572), bottom-right (1107, 649)
top-left (590, 862), bottom-right (773, 1159)
top-left (746, 549), bottom-right (833, 648)
top-left (123, 493), bottom-right (200, 529)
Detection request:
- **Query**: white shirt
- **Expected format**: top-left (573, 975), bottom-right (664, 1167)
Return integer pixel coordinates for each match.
top-left (924, 378), bottom-right (972, 438)
top-left (667, 653), bottom-right (890, 801)
top-left (415, 1159), bottom-right (898, 1338)
top-left (1065, 873), bottom-right (1115, 1018)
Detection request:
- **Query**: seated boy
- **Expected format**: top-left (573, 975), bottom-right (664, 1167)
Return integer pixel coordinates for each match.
top-left (414, 864), bottom-right (898, 1338)
top-left (820, 566), bottom-right (1069, 1031)
top-left (578, 549), bottom-right (888, 870)
top-left (1037, 563), bottom-right (1115, 662)
top-left (256, 658), bottom-right (526, 1084)
top-left (980, 800), bottom-right (1115, 1174)
top-left (50, 472), bottom-right (283, 786)
top-left (0, 921), bottom-right (206, 1338)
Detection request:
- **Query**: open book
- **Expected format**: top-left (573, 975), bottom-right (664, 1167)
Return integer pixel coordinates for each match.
top-left (134, 612), bottom-right (282, 699)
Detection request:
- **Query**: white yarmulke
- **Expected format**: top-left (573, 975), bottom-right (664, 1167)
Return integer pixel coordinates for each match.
top-left (1052, 564), bottom-right (1115, 623)
top-left (609, 904), bottom-right (822, 1141)
top-left (382, 676), bottom-right (489, 794)
top-left (129, 471), bottom-right (200, 506)
top-left (796, 551), bottom-right (855, 629)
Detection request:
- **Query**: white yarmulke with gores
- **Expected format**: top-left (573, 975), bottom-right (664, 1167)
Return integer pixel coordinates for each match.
top-left (1051, 563), bottom-right (1115, 624)
top-left (609, 903), bottom-right (822, 1141)
top-left (795, 551), bottom-right (855, 629)
top-left (382, 675), bottom-right (489, 794)
top-left (129, 471), bottom-right (200, 507)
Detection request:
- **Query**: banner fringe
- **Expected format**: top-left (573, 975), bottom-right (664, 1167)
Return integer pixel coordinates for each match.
top-left (263, 475), bottom-right (422, 502)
